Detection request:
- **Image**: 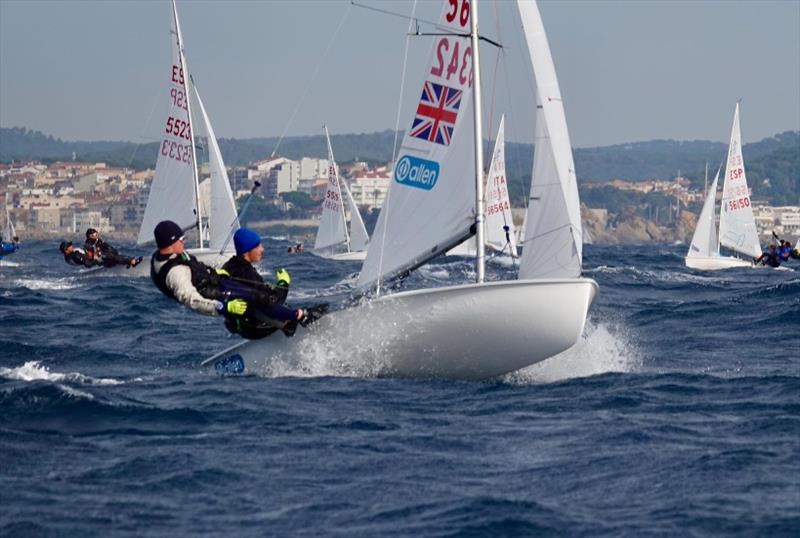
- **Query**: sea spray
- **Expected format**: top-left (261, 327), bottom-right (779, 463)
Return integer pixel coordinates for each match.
top-left (504, 320), bottom-right (642, 384)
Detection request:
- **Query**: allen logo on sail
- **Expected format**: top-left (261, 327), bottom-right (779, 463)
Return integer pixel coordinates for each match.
top-left (394, 155), bottom-right (440, 190)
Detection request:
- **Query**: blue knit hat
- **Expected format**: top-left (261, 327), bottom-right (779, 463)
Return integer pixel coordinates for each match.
top-left (234, 228), bottom-right (261, 256)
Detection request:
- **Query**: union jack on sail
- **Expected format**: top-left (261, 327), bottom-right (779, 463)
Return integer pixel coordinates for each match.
top-left (409, 81), bottom-right (462, 146)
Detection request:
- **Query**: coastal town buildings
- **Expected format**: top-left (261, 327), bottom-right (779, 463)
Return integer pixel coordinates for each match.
top-left (1, 158), bottom-right (797, 243)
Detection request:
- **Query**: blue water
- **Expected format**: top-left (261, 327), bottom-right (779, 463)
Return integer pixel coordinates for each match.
top-left (1, 240), bottom-right (798, 537)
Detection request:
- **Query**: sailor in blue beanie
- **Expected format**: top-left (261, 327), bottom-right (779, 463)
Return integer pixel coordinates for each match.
top-left (221, 228), bottom-right (316, 339)
top-left (234, 228), bottom-right (262, 257)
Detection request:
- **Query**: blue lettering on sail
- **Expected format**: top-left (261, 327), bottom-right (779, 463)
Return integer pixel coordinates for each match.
top-left (394, 155), bottom-right (439, 190)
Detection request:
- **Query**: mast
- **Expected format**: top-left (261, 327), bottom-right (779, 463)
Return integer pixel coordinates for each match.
top-left (471, 0), bottom-right (486, 283)
top-left (171, 0), bottom-right (204, 248)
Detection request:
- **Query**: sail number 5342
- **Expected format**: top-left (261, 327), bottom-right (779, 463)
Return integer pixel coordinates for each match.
top-left (430, 38), bottom-right (473, 88)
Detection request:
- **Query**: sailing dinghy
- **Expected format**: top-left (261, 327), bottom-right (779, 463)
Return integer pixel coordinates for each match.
top-left (3, 193), bottom-right (16, 244)
top-left (447, 115), bottom-right (518, 258)
top-left (203, 0), bottom-right (597, 381)
top-left (685, 103), bottom-right (759, 270)
top-left (310, 126), bottom-right (370, 261)
top-left (136, 0), bottom-right (239, 268)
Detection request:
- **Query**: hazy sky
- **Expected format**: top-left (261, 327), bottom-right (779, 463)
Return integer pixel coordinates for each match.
top-left (1, 0), bottom-right (798, 148)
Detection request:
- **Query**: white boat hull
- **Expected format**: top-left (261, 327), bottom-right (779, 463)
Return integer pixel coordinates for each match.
top-left (203, 278), bottom-right (598, 381)
top-left (685, 255), bottom-right (753, 270)
top-left (311, 250), bottom-right (367, 262)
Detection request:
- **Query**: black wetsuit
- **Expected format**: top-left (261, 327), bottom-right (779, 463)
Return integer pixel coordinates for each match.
top-left (221, 255), bottom-right (294, 340)
top-left (63, 249), bottom-right (99, 268)
top-left (151, 252), bottom-right (287, 339)
top-left (756, 250), bottom-right (781, 268)
top-left (86, 238), bottom-right (139, 268)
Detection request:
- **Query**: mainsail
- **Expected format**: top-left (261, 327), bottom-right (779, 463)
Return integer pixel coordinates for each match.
top-left (517, 2), bottom-right (583, 279)
top-left (718, 103), bottom-right (760, 258)
top-left (3, 193), bottom-right (15, 240)
top-left (687, 169), bottom-right (720, 258)
top-left (138, 0), bottom-right (198, 245)
top-left (137, 0), bottom-right (238, 251)
top-left (314, 127), bottom-right (353, 252)
top-left (484, 115), bottom-right (517, 256)
top-left (358, 2), bottom-right (476, 288)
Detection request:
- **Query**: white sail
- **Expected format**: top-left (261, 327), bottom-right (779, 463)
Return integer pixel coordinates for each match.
top-left (192, 85), bottom-right (238, 252)
top-left (3, 193), bottom-right (15, 240)
top-left (314, 127), bottom-right (350, 252)
top-left (718, 103), bottom-right (760, 258)
top-left (517, 1), bottom-right (583, 279)
top-left (358, 2), bottom-right (476, 288)
top-left (484, 115), bottom-right (517, 256)
top-left (448, 115), bottom-right (517, 257)
top-left (137, 0), bottom-right (199, 245)
top-left (342, 179), bottom-right (370, 252)
top-left (687, 169), bottom-right (720, 258)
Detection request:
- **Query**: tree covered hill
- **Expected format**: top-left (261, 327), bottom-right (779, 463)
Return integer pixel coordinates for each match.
top-left (2, 126), bottom-right (797, 204)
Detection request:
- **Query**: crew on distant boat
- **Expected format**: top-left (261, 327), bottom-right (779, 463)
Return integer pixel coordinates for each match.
top-left (221, 228), bottom-right (324, 339)
top-left (150, 220), bottom-right (319, 337)
top-left (770, 231), bottom-right (797, 262)
top-left (84, 228), bottom-right (142, 268)
top-left (0, 233), bottom-right (19, 259)
top-left (287, 243), bottom-right (304, 254)
top-left (59, 241), bottom-right (99, 267)
top-left (778, 241), bottom-right (793, 262)
top-left (754, 244), bottom-right (781, 268)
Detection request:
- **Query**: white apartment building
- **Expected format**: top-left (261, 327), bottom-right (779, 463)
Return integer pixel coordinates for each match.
top-left (753, 205), bottom-right (800, 241)
top-left (349, 167), bottom-right (391, 210)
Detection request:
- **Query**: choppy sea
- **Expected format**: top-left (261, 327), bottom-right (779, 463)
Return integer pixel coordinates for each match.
top-left (1, 239), bottom-right (798, 537)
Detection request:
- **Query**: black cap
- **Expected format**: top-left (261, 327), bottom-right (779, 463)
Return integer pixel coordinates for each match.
top-left (154, 220), bottom-right (184, 249)
top-left (85, 228), bottom-right (98, 238)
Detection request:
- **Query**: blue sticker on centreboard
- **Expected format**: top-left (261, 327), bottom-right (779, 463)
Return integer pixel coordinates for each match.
top-left (394, 155), bottom-right (439, 190)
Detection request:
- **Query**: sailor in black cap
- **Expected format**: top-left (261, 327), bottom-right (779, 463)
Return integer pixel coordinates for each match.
top-left (83, 228), bottom-right (142, 268)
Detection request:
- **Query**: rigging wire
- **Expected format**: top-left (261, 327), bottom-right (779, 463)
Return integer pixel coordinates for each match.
top-left (270, 2), bottom-right (353, 158)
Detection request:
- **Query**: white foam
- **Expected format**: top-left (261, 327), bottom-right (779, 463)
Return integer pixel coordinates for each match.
top-left (0, 259), bottom-right (20, 267)
top-left (58, 384), bottom-right (95, 400)
top-left (0, 361), bottom-right (123, 385)
top-left (13, 277), bottom-right (81, 290)
top-left (503, 320), bottom-right (642, 384)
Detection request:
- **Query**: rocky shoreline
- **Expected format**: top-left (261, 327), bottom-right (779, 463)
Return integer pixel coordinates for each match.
top-left (13, 212), bottom-right (698, 247)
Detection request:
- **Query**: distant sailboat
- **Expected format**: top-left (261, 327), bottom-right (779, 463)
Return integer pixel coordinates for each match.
top-left (3, 193), bottom-right (16, 242)
top-left (447, 115), bottom-right (518, 258)
top-left (136, 0), bottom-right (239, 267)
top-left (204, 0), bottom-right (597, 381)
top-left (311, 125), bottom-right (370, 261)
top-left (685, 103), bottom-right (759, 270)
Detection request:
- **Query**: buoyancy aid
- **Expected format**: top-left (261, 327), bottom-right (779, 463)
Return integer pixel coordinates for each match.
top-left (779, 245), bottom-right (791, 261)
top-left (150, 251), bottom-right (223, 302)
top-left (151, 251), bottom-right (283, 307)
